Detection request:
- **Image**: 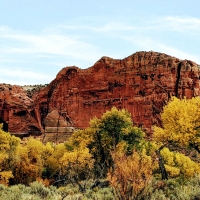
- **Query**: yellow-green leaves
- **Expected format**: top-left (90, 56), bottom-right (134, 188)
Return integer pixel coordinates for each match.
top-left (60, 147), bottom-right (94, 175)
top-left (0, 128), bottom-right (20, 185)
top-left (153, 96), bottom-right (200, 148)
top-left (160, 147), bottom-right (200, 178)
top-left (0, 171), bottom-right (13, 185)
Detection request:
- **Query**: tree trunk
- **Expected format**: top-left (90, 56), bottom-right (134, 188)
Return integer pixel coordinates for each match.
top-left (156, 146), bottom-right (168, 180)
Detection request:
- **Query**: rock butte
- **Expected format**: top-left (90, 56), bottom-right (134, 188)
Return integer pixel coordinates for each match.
top-left (0, 51), bottom-right (199, 142)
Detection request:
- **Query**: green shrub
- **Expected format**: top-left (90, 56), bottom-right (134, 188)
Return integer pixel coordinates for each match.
top-left (82, 187), bottom-right (114, 200)
top-left (0, 183), bottom-right (6, 190)
top-left (140, 176), bottom-right (200, 200)
top-left (29, 181), bottom-right (51, 198)
top-left (149, 189), bottom-right (167, 200)
top-left (0, 185), bottom-right (22, 200)
top-left (57, 185), bottom-right (80, 200)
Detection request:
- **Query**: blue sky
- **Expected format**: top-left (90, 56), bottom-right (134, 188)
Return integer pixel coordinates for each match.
top-left (0, 0), bottom-right (200, 85)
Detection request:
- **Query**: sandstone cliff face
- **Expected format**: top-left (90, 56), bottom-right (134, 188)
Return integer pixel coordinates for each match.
top-left (0, 84), bottom-right (41, 137)
top-left (0, 51), bottom-right (199, 140)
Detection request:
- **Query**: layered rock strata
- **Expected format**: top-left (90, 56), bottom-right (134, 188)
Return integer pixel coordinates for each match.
top-left (0, 51), bottom-right (199, 141)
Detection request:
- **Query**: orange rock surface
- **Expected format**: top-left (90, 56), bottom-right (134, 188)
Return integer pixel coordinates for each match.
top-left (0, 51), bottom-right (199, 139)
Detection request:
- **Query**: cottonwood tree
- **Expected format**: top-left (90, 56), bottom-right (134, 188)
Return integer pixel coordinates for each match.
top-left (89, 107), bottom-right (145, 175)
top-left (153, 96), bottom-right (200, 179)
top-left (65, 107), bottom-right (145, 177)
top-left (0, 126), bottom-right (20, 185)
top-left (11, 137), bottom-right (54, 185)
top-left (60, 144), bottom-right (94, 191)
top-left (153, 96), bottom-right (200, 151)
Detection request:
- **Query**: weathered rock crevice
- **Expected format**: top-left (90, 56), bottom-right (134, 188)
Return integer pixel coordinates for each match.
top-left (175, 62), bottom-right (182, 97)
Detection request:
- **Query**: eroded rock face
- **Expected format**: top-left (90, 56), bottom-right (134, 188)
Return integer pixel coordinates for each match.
top-left (0, 51), bottom-right (200, 139)
top-left (0, 84), bottom-right (42, 137)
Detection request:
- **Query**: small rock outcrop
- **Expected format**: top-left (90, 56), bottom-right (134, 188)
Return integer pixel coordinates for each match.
top-left (0, 51), bottom-right (199, 140)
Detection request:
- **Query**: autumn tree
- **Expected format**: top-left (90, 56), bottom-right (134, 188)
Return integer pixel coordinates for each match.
top-left (59, 144), bottom-right (94, 191)
top-left (153, 96), bottom-right (200, 151)
top-left (0, 125), bottom-right (20, 185)
top-left (107, 142), bottom-right (153, 200)
top-left (90, 107), bottom-right (144, 174)
top-left (45, 143), bottom-right (65, 177)
top-left (160, 147), bottom-right (200, 178)
top-left (152, 96), bottom-right (200, 179)
top-left (65, 107), bottom-right (145, 177)
top-left (13, 138), bottom-right (53, 185)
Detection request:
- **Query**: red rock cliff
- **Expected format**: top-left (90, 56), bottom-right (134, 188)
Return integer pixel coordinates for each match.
top-left (0, 51), bottom-right (199, 140)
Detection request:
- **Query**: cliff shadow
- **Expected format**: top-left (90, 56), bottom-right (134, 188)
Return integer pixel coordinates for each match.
top-left (0, 118), bottom-right (8, 132)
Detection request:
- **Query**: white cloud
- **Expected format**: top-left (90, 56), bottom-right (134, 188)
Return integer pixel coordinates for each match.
top-left (60, 22), bottom-right (137, 33)
top-left (165, 16), bottom-right (200, 29)
top-left (93, 22), bottom-right (137, 33)
top-left (0, 27), bottom-right (100, 62)
top-left (166, 16), bottom-right (200, 23)
top-left (1, 15), bottom-right (200, 86)
top-left (0, 68), bottom-right (51, 82)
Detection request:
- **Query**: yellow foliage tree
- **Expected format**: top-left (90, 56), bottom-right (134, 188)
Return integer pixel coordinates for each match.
top-left (0, 171), bottom-right (13, 186)
top-left (65, 128), bottom-right (94, 151)
top-left (66, 107), bottom-right (145, 177)
top-left (159, 147), bottom-right (200, 178)
top-left (60, 147), bottom-right (94, 174)
top-left (60, 145), bottom-right (94, 190)
top-left (57, 129), bottom-right (94, 190)
top-left (0, 126), bottom-right (20, 185)
top-left (45, 143), bottom-right (65, 180)
top-left (152, 96), bottom-right (200, 179)
top-left (13, 137), bottom-right (50, 184)
top-left (153, 96), bottom-right (200, 150)
top-left (107, 142), bottom-right (152, 200)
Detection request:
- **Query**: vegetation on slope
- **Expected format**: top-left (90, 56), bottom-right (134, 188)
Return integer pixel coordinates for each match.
top-left (0, 96), bottom-right (200, 199)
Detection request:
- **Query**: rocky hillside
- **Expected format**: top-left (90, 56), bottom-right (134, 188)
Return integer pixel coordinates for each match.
top-left (0, 51), bottom-right (199, 142)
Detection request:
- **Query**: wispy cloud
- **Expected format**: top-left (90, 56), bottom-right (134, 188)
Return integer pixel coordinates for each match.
top-left (0, 26), bottom-right (103, 85)
top-left (0, 67), bottom-right (52, 85)
top-left (1, 15), bottom-right (200, 85)
top-left (144, 16), bottom-right (200, 33)
top-left (164, 16), bottom-right (200, 31)
top-left (0, 27), bottom-right (100, 61)
top-left (0, 68), bottom-right (51, 80)
top-left (60, 22), bottom-right (137, 32)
